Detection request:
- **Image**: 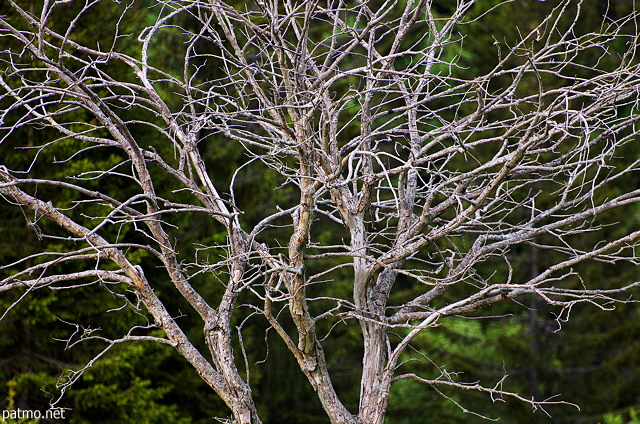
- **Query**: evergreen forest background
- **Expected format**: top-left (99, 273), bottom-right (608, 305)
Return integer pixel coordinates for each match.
top-left (1, 0), bottom-right (639, 423)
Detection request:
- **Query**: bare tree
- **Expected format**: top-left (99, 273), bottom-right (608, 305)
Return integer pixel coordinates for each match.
top-left (1, 0), bottom-right (640, 422)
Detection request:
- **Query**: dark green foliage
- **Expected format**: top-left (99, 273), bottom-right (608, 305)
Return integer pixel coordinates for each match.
top-left (1, 1), bottom-right (640, 423)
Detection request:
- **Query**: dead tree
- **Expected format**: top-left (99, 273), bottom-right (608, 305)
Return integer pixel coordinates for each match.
top-left (1, 1), bottom-right (640, 422)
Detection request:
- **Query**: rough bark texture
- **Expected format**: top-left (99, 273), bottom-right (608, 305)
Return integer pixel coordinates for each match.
top-left (2, 0), bottom-right (640, 422)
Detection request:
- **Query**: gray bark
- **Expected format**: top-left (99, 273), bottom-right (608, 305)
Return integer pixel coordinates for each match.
top-left (2, 0), bottom-right (640, 422)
